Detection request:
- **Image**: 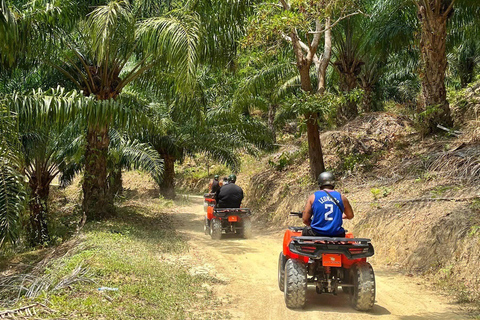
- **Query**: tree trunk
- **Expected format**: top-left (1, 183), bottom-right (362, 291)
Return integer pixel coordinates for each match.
top-left (334, 59), bottom-right (362, 123)
top-left (28, 171), bottom-right (52, 246)
top-left (82, 125), bottom-right (113, 220)
top-left (336, 71), bottom-right (359, 124)
top-left (107, 168), bottom-right (123, 200)
top-left (417, 1), bottom-right (454, 134)
top-left (268, 104), bottom-right (277, 143)
top-left (160, 153), bottom-right (176, 199)
top-left (306, 113), bottom-right (325, 179)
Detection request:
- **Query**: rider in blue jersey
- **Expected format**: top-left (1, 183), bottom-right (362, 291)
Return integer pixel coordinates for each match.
top-left (302, 172), bottom-right (354, 237)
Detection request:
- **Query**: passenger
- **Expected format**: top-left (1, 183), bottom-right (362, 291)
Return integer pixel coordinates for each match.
top-left (301, 172), bottom-right (354, 237)
top-left (215, 174), bottom-right (244, 208)
top-left (209, 175), bottom-right (221, 193)
top-left (222, 176), bottom-right (229, 186)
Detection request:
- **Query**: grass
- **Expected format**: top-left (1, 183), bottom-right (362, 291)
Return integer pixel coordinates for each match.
top-left (1, 197), bottom-right (227, 320)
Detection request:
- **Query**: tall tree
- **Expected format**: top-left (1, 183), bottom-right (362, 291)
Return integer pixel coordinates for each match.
top-left (246, 0), bottom-right (360, 179)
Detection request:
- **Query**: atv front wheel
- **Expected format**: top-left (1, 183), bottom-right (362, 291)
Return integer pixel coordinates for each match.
top-left (278, 252), bottom-right (287, 292)
top-left (284, 259), bottom-right (307, 309)
top-left (241, 216), bottom-right (252, 239)
top-left (210, 218), bottom-right (222, 240)
top-left (351, 261), bottom-right (375, 311)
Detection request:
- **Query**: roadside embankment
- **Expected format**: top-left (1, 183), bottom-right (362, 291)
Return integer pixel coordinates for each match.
top-left (238, 112), bottom-right (480, 309)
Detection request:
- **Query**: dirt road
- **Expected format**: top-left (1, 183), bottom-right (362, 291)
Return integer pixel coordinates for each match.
top-left (174, 196), bottom-right (466, 320)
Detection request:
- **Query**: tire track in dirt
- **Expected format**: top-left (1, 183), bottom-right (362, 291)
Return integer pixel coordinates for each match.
top-left (174, 196), bottom-right (467, 320)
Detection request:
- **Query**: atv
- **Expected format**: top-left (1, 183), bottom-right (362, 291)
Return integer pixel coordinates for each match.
top-left (278, 212), bottom-right (375, 311)
top-left (203, 193), bottom-right (252, 240)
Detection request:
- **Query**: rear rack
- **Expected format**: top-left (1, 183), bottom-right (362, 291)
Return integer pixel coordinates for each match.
top-left (289, 236), bottom-right (374, 259)
top-left (213, 208), bottom-right (251, 217)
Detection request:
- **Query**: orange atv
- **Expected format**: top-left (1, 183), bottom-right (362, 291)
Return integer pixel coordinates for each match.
top-left (203, 193), bottom-right (252, 240)
top-left (278, 212), bottom-right (375, 311)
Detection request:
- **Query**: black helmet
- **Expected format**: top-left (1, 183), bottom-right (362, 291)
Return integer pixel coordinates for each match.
top-left (228, 174), bottom-right (237, 183)
top-left (318, 172), bottom-right (335, 188)
top-left (214, 175), bottom-right (219, 180)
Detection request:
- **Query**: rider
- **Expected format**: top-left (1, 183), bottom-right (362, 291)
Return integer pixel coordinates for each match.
top-left (302, 172), bottom-right (354, 237)
top-left (215, 174), bottom-right (244, 208)
top-left (209, 175), bottom-right (221, 193)
top-left (222, 176), bottom-right (229, 186)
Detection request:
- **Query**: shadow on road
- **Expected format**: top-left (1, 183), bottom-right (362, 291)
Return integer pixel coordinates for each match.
top-left (298, 290), bottom-right (391, 315)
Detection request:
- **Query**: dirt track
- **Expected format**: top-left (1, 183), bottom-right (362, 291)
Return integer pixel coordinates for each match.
top-left (174, 196), bottom-right (467, 320)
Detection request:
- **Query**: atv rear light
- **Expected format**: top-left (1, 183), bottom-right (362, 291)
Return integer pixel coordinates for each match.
top-left (349, 248), bottom-right (369, 254)
top-left (301, 246), bottom-right (316, 253)
top-left (228, 216), bottom-right (238, 222)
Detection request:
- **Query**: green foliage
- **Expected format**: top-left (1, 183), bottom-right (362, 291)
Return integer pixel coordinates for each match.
top-left (370, 187), bottom-right (390, 200)
top-left (268, 152), bottom-right (294, 171)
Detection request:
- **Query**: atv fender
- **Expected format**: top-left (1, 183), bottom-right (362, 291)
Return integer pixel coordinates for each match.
top-left (207, 206), bottom-right (214, 220)
top-left (283, 229), bottom-right (309, 263)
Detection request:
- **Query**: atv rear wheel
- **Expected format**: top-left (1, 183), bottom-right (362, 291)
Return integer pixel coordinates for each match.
top-left (284, 259), bottom-right (307, 309)
top-left (350, 261), bottom-right (375, 311)
top-left (278, 252), bottom-right (287, 292)
top-left (210, 218), bottom-right (222, 240)
top-left (241, 216), bottom-right (252, 239)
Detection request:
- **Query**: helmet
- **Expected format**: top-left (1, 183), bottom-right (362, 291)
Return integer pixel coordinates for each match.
top-left (214, 175), bottom-right (219, 180)
top-left (228, 174), bottom-right (237, 183)
top-left (318, 171), bottom-right (335, 188)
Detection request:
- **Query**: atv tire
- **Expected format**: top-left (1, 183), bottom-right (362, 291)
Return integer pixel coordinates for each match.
top-left (284, 259), bottom-right (307, 309)
top-left (210, 218), bottom-right (222, 240)
top-left (350, 261), bottom-right (375, 311)
top-left (241, 216), bottom-right (252, 239)
top-left (278, 252), bottom-right (287, 292)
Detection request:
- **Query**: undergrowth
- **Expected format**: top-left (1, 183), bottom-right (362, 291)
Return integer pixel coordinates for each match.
top-left (0, 198), bottom-right (226, 320)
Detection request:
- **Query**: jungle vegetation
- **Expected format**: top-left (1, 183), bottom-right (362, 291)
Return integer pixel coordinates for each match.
top-left (0, 0), bottom-right (479, 247)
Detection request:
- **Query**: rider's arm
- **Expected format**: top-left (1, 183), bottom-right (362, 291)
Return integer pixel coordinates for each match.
top-left (341, 195), bottom-right (354, 219)
top-left (302, 194), bottom-right (315, 226)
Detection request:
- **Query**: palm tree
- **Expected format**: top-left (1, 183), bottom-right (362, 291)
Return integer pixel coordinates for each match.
top-left (0, 106), bottom-right (25, 248)
top-left (376, 0), bottom-right (479, 133)
top-left (6, 0), bottom-right (200, 219)
top-left (107, 129), bottom-right (164, 199)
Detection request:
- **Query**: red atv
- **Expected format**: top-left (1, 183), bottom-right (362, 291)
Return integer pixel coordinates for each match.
top-left (278, 212), bottom-right (375, 311)
top-left (203, 193), bottom-right (252, 240)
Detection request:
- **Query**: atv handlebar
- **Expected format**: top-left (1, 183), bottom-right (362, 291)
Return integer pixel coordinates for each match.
top-left (290, 212), bottom-right (303, 218)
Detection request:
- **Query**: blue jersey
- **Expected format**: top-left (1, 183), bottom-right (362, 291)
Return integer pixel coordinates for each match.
top-left (311, 190), bottom-right (345, 236)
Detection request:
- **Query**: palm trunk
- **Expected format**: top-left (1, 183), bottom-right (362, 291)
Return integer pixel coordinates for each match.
top-left (418, 1), bottom-right (454, 133)
top-left (361, 83), bottom-right (374, 113)
top-left (336, 71), bottom-right (359, 123)
top-left (28, 172), bottom-right (52, 246)
top-left (160, 153), bottom-right (176, 199)
top-left (108, 168), bottom-right (123, 199)
top-left (82, 125), bottom-right (113, 220)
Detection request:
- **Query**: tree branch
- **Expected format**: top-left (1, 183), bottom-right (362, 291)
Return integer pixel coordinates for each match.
top-left (444, 0), bottom-right (456, 18)
top-left (308, 11), bottom-right (363, 34)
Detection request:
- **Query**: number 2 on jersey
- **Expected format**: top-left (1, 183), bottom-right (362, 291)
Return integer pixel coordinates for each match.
top-left (325, 203), bottom-right (334, 221)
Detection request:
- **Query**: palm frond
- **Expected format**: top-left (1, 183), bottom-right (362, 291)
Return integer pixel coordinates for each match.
top-left (136, 10), bottom-right (200, 93)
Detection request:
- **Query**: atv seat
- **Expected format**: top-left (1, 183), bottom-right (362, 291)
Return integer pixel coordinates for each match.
top-left (213, 208), bottom-right (251, 217)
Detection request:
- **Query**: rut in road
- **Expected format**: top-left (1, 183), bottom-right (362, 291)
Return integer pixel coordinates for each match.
top-left (173, 196), bottom-right (467, 320)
